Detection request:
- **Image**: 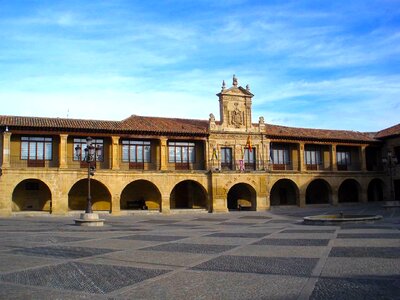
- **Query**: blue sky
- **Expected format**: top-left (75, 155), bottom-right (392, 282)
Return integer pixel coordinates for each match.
top-left (1, 0), bottom-right (399, 132)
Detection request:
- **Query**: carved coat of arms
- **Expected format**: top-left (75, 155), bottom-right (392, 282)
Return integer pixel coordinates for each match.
top-left (231, 104), bottom-right (243, 128)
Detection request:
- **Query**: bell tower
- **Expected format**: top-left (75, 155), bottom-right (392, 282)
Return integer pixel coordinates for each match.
top-left (216, 75), bottom-right (254, 131)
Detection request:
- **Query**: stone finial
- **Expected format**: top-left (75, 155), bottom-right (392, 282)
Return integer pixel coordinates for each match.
top-left (246, 84), bottom-right (250, 91)
top-left (209, 113), bottom-right (215, 122)
top-left (221, 80), bottom-right (226, 91)
top-left (259, 116), bottom-right (264, 124)
top-left (232, 74), bottom-right (238, 87)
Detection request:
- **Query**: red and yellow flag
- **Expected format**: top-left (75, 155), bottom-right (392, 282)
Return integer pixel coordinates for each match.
top-left (246, 136), bottom-right (252, 152)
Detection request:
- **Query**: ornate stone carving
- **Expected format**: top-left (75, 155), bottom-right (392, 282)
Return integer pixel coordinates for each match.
top-left (209, 113), bottom-right (215, 122)
top-left (233, 74), bottom-right (238, 87)
top-left (230, 103), bottom-right (243, 128)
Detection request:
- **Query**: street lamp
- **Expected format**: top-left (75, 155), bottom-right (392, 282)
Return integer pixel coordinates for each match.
top-left (382, 151), bottom-right (398, 202)
top-left (75, 137), bottom-right (102, 214)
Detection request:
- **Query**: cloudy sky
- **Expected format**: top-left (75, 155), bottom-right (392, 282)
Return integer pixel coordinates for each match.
top-left (1, 0), bottom-right (399, 132)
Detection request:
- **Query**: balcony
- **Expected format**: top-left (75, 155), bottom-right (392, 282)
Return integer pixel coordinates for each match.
top-left (272, 163), bottom-right (293, 171)
top-left (306, 164), bottom-right (325, 171)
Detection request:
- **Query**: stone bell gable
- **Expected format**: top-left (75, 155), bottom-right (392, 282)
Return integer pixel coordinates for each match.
top-left (211, 75), bottom-right (257, 133)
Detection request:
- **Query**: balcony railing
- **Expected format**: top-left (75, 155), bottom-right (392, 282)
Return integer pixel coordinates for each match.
top-left (337, 163), bottom-right (362, 171)
top-left (272, 163), bottom-right (293, 171)
top-left (306, 164), bottom-right (324, 171)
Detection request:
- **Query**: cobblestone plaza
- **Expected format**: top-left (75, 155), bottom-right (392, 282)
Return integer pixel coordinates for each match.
top-left (0, 204), bottom-right (398, 299)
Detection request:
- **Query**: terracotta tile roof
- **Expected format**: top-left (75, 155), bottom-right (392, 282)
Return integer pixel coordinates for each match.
top-left (0, 115), bottom-right (121, 131)
top-left (374, 123), bottom-right (400, 139)
top-left (264, 123), bottom-right (377, 143)
top-left (0, 114), bottom-right (383, 142)
top-left (120, 115), bottom-right (209, 135)
top-left (0, 114), bottom-right (209, 135)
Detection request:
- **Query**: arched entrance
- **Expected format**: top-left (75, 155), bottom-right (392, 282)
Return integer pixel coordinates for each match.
top-left (338, 179), bottom-right (360, 203)
top-left (68, 179), bottom-right (111, 211)
top-left (367, 178), bottom-right (384, 202)
top-left (121, 180), bottom-right (161, 210)
top-left (227, 183), bottom-right (256, 210)
top-left (270, 179), bottom-right (299, 206)
top-left (306, 179), bottom-right (331, 204)
top-left (170, 180), bottom-right (207, 209)
top-left (12, 179), bottom-right (52, 212)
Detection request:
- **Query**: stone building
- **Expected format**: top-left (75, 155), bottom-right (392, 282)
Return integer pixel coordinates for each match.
top-left (0, 76), bottom-right (399, 216)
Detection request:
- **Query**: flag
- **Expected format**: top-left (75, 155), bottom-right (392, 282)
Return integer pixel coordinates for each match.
top-left (246, 136), bottom-right (252, 152)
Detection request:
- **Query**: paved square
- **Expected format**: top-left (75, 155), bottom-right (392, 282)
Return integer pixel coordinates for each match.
top-left (252, 238), bottom-right (330, 246)
top-left (191, 255), bottom-right (319, 276)
top-left (9, 246), bottom-right (117, 259)
top-left (0, 262), bottom-right (170, 294)
top-left (0, 204), bottom-right (398, 299)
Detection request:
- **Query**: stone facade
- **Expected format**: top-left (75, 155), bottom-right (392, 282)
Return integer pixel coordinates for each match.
top-left (0, 76), bottom-right (398, 216)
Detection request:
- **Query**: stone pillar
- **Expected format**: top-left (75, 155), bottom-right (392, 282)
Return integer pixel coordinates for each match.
top-left (212, 198), bottom-right (229, 213)
top-left (111, 136), bottom-right (120, 170)
top-left (59, 134), bottom-right (68, 169)
top-left (331, 187), bottom-right (339, 206)
top-left (360, 186), bottom-right (368, 203)
top-left (299, 142), bottom-right (305, 172)
top-left (1, 131), bottom-right (11, 168)
top-left (299, 190), bottom-right (306, 208)
top-left (331, 144), bottom-right (337, 171)
top-left (265, 139), bottom-right (271, 170)
top-left (161, 194), bottom-right (170, 213)
top-left (256, 195), bottom-right (268, 211)
top-left (204, 139), bottom-right (210, 170)
top-left (0, 180), bottom-right (12, 216)
top-left (51, 181), bottom-right (69, 215)
top-left (111, 193), bottom-right (121, 215)
top-left (51, 194), bottom-right (69, 215)
top-left (160, 137), bottom-right (168, 171)
top-left (359, 145), bottom-right (367, 171)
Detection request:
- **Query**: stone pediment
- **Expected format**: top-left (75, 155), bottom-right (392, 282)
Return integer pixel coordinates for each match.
top-left (217, 86), bottom-right (254, 97)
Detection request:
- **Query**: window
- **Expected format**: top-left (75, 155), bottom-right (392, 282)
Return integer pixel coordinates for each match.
top-left (336, 147), bottom-right (351, 171)
top-left (122, 140), bottom-right (151, 163)
top-left (271, 145), bottom-right (290, 164)
top-left (394, 147), bottom-right (400, 164)
top-left (73, 138), bottom-right (103, 161)
top-left (21, 137), bottom-right (52, 161)
top-left (305, 145), bottom-right (322, 165)
top-left (221, 147), bottom-right (232, 169)
top-left (168, 142), bottom-right (195, 163)
top-left (244, 148), bottom-right (256, 170)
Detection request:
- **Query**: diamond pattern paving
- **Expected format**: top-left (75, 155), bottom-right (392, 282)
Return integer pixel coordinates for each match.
top-left (282, 229), bottom-right (336, 233)
top-left (192, 255), bottom-right (319, 276)
top-left (310, 277), bottom-right (400, 300)
top-left (238, 216), bottom-right (271, 220)
top-left (336, 233), bottom-right (400, 239)
top-left (10, 246), bottom-right (116, 259)
top-left (253, 239), bottom-right (330, 246)
top-left (140, 243), bottom-right (235, 254)
top-left (115, 235), bottom-right (188, 242)
top-left (0, 262), bottom-right (170, 294)
top-left (329, 247), bottom-right (400, 258)
top-left (206, 232), bottom-right (267, 238)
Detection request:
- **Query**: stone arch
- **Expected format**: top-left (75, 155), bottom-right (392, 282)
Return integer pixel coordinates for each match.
top-left (68, 179), bottom-right (111, 211)
top-left (338, 179), bottom-right (361, 203)
top-left (367, 178), bottom-right (384, 202)
top-left (227, 183), bottom-right (257, 210)
top-left (120, 180), bottom-right (161, 210)
top-left (12, 179), bottom-right (52, 212)
top-left (170, 180), bottom-right (208, 209)
top-left (270, 179), bottom-right (299, 206)
top-left (306, 179), bottom-right (332, 205)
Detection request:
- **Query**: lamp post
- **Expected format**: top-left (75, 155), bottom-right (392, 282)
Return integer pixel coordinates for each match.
top-left (382, 151), bottom-right (398, 202)
top-left (75, 137), bottom-right (102, 214)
